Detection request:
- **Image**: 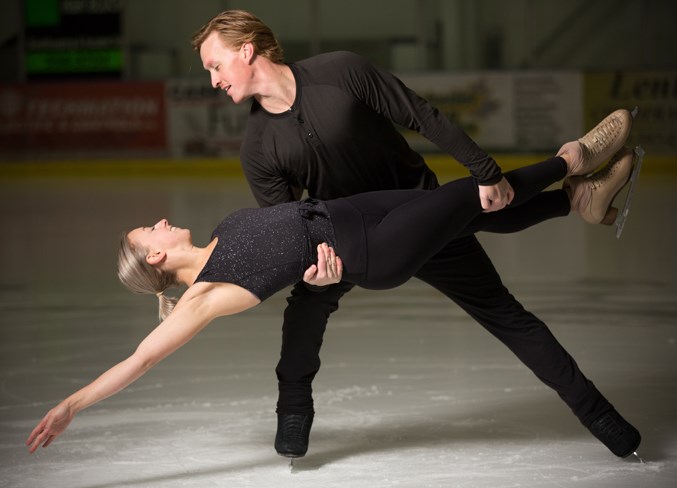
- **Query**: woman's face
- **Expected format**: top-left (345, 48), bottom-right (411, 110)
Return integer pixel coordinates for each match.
top-left (127, 219), bottom-right (192, 254)
top-left (200, 31), bottom-right (253, 104)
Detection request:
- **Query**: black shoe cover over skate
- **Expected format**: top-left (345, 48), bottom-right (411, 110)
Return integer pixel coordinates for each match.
top-left (588, 409), bottom-right (641, 457)
top-left (275, 413), bottom-right (314, 458)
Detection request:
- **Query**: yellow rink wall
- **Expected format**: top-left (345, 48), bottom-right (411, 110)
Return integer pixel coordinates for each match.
top-left (1, 153), bottom-right (674, 180)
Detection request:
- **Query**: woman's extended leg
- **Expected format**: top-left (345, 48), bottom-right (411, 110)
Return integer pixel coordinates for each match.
top-left (462, 145), bottom-right (637, 235)
top-left (460, 190), bottom-right (570, 236)
top-left (344, 157), bottom-right (567, 289)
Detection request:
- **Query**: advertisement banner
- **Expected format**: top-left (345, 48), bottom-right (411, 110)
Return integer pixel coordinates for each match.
top-left (584, 71), bottom-right (677, 155)
top-left (0, 82), bottom-right (167, 156)
top-left (167, 79), bottom-right (250, 158)
top-left (398, 71), bottom-right (582, 152)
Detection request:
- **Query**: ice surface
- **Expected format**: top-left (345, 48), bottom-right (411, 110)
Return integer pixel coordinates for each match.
top-left (1, 176), bottom-right (676, 488)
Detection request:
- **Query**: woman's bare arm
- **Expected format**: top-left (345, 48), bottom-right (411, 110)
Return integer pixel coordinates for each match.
top-left (25, 282), bottom-right (259, 453)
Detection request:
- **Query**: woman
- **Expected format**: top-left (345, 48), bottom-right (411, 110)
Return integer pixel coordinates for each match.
top-left (26, 146), bottom-right (637, 454)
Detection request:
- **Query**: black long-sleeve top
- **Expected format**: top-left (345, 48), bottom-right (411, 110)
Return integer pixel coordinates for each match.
top-left (240, 51), bottom-right (502, 207)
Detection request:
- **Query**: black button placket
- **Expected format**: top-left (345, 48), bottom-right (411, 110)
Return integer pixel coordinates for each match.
top-left (289, 106), bottom-right (321, 147)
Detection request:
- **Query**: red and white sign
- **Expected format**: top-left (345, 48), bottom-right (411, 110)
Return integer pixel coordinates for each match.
top-left (0, 82), bottom-right (167, 156)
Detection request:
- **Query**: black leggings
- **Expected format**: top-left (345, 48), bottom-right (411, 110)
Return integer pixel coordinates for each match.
top-left (337, 156), bottom-right (567, 289)
top-left (278, 157), bottom-right (612, 427)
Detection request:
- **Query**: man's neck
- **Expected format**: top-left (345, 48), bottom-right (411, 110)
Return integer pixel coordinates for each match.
top-left (254, 63), bottom-right (296, 114)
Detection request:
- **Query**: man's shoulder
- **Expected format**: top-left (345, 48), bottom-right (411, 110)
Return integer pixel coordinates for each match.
top-left (297, 50), bottom-right (364, 64)
top-left (294, 51), bottom-right (370, 76)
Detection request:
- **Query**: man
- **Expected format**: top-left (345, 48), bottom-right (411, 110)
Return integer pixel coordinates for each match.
top-left (192, 10), bottom-right (641, 459)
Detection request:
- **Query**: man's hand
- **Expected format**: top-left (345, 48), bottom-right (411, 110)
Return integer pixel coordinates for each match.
top-left (479, 177), bottom-right (514, 212)
top-left (303, 243), bottom-right (343, 287)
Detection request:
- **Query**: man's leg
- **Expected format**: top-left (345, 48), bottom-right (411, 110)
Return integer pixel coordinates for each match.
top-left (414, 235), bottom-right (640, 457)
top-left (274, 280), bottom-right (354, 457)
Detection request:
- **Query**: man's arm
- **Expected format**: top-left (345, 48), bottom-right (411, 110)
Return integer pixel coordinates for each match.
top-left (339, 51), bottom-right (513, 209)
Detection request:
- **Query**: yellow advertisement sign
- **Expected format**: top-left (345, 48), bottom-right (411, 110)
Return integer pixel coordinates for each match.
top-left (585, 72), bottom-right (677, 155)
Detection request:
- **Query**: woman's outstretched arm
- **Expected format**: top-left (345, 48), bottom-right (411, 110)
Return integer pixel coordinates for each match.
top-left (25, 282), bottom-right (259, 453)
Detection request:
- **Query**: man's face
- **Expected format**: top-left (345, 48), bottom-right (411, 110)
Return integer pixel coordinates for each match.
top-left (200, 31), bottom-right (252, 104)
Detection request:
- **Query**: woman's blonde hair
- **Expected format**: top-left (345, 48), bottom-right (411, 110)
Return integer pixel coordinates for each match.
top-left (118, 234), bottom-right (179, 320)
top-left (191, 10), bottom-right (284, 64)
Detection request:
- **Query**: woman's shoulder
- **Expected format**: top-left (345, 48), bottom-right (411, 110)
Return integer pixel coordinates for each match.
top-left (183, 281), bottom-right (261, 316)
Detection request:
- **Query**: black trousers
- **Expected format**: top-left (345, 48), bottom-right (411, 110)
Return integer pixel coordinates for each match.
top-left (276, 157), bottom-right (613, 427)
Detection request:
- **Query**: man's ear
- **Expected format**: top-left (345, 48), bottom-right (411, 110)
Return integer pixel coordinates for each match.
top-left (146, 250), bottom-right (166, 266)
top-left (241, 42), bottom-right (255, 63)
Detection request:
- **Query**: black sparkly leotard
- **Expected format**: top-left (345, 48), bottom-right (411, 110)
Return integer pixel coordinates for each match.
top-left (194, 200), bottom-right (336, 301)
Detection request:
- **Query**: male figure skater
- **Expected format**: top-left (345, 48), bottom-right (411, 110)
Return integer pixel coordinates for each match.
top-left (192, 10), bottom-right (641, 459)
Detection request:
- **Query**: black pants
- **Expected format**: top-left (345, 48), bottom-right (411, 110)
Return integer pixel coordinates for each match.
top-left (276, 157), bottom-right (613, 427)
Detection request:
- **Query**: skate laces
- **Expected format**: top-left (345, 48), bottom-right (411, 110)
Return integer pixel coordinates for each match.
top-left (589, 159), bottom-right (619, 190)
top-left (582, 116), bottom-right (623, 157)
top-left (589, 149), bottom-right (632, 191)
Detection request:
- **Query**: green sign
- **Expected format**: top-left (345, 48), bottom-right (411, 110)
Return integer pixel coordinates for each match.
top-left (25, 0), bottom-right (60, 26)
top-left (26, 49), bottom-right (123, 74)
top-left (24, 0), bottom-right (123, 79)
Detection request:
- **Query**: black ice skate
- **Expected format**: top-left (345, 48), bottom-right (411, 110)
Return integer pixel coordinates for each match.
top-left (587, 409), bottom-right (641, 458)
top-left (275, 413), bottom-right (314, 458)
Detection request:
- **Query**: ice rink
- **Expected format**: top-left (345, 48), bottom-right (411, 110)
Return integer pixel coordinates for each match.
top-left (1, 171), bottom-right (676, 488)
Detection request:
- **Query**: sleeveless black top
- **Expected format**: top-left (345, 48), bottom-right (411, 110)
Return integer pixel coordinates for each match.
top-left (193, 200), bottom-right (336, 301)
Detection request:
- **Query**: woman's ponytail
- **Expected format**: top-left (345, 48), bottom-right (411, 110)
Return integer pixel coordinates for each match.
top-left (118, 234), bottom-right (179, 321)
top-left (156, 291), bottom-right (179, 321)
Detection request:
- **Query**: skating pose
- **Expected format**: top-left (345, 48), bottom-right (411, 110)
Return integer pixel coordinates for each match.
top-left (189, 10), bottom-right (642, 459)
top-left (27, 147), bottom-right (640, 457)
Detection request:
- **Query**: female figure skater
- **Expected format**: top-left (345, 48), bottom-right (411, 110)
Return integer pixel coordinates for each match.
top-left (26, 146), bottom-right (640, 458)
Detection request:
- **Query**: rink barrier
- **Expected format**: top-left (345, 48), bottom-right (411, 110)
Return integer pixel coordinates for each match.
top-left (0, 154), bottom-right (674, 179)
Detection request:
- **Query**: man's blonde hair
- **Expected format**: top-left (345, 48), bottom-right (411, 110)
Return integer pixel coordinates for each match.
top-left (192, 10), bottom-right (284, 64)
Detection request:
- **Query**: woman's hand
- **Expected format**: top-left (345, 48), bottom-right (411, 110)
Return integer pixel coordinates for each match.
top-left (26, 401), bottom-right (74, 454)
top-left (303, 243), bottom-right (343, 286)
top-left (23, 283), bottom-right (257, 455)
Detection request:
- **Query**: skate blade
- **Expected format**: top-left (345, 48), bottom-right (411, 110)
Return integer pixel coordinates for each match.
top-left (631, 106), bottom-right (639, 119)
top-left (615, 145), bottom-right (644, 239)
top-left (630, 451), bottom-right (646, 463)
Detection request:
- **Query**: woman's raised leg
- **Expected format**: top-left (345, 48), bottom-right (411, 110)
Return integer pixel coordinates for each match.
top-left (346, 157), bottom-right (567, 289)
